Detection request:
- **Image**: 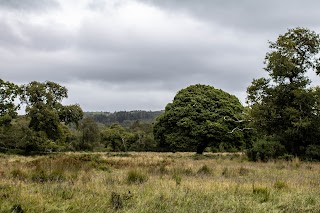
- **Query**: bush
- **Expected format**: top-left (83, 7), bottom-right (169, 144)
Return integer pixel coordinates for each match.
top-left (305, 145), bottom-right (320, 161)
top-left (246, 138), bottom-right (285, 161)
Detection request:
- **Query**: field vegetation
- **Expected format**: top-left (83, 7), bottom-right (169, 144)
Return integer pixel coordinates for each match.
top-left (1, 152), bottom-right (320, 212)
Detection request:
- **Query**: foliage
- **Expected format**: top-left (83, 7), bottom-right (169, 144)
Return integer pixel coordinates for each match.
top-left (247, 27), bottom-right (320, 158)
top-left (22, 81), bottom-right (83, 142)
top-left (0, 79), bottom-right (21, 127)
top-left (129, 121), bottom-right (156, 151)
top-left (246, 137), bottom-right (285, 162)
top-left (78, 117), bottom-right (100, 151)
top-left (0, 80), bottom-right (83, 154)
top-left (305, 145), bottom-right (320, 161)
top-left (87, 110), bottom-right (163, 126)
top-left (154, 84), bottom-right (246, 154)
top-left (101, 122), bottom-right (140, 152)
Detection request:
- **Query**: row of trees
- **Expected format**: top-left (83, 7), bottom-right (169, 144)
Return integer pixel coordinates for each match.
top-left (0, 81), bottom-right (83, 153)
top-left (246, 27), bottom-right (320, 160)
top-left (2, 27), bottom-right (320, 160)
top-left (0, 80), bottom-right (159, 153)
top-left (87, 110), bottom-right (163, 126)
top-left (0, 80), bottom-right (250, 154)
top-left (153, 27), bottom-right (320, 160)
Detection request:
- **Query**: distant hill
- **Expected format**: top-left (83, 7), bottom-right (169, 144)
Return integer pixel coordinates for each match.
top-left (85, 110), bottom-right (164, 125)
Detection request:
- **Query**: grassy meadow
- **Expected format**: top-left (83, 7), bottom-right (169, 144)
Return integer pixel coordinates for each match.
top-left (0, 152), bottom-right (320, 212)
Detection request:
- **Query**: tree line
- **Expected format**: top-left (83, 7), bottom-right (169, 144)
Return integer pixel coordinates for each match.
top-left (154, 27), bottom-right (320, 161)
top-left (86, 110), bottom-right (163, 126)
top-left (0, 81), bottom-right (161, 154)
top-left (2, 27), bottom-right (320, 160)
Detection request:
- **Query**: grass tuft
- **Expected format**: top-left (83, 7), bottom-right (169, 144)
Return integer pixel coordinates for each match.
top-left (127, 169), bottom-right (148, 184)
top-left (273, 180), bottom-right (288, 190)
top-left (197, 165), bottom-right (211, 175)
top-left (252, 185), bottom-right (271, 203)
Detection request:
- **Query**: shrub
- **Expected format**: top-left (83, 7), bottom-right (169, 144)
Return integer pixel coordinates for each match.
top-left (246, 138), bottom-right (285, 161)
top-left (305, 145), bottom-right (320, 161)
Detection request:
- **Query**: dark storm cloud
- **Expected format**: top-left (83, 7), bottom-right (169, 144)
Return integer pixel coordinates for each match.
top-left (0, 0), bottom-right (60, 11)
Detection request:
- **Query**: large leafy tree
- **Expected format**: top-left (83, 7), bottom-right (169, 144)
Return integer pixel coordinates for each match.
top-left (22, 81), bottom-right (83, 141)
top-left (154, 84), bottom-right (246, 154)
top-left (247, 27), bottom-right (320, 157)
top-left (0, 79), bottom-right (21, 126)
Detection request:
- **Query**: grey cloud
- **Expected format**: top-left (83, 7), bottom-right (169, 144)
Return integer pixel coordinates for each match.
top-left (0, 19), bottom-right (25, 47)
top-left (0, 0), bottom-right (60, 11)
top-left (139, 0), bottom-right (320, 33)
top-left (87, 0), bottom-right (106, 11)
top-left (21, 24), bottom-right (75, 51)
top-left (0, 23), bottom-right (74, 51)
top-left (1, 0), bottom-right (319, 111)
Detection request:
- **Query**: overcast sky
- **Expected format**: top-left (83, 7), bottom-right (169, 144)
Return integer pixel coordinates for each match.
top-left (1, 0), bottom-right (320, 112)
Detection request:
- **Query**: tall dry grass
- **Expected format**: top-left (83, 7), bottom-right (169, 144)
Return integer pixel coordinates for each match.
top-left (0, 152), bottom-right (319, 212)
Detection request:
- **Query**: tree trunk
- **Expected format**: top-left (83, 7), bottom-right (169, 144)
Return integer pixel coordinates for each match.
top-left (121, 137), bottom-right (127, 152)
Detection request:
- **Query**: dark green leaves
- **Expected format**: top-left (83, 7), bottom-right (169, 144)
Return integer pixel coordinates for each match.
top-left (247, 27), bottom-right (320, 158)
top-left (154, 84), bottom-right (245, 154)
top-left (0, 79), bottom-right (21, 127)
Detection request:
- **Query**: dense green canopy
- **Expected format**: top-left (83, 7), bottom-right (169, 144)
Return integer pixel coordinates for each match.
top-left (0, 79), bottom-right (20, 126)
top-left (22, 81), bottom-right (84, 141)
top-left (247, 27), bottom-right (320, 159)
top-left (154, 84), bottom-right (246, 154)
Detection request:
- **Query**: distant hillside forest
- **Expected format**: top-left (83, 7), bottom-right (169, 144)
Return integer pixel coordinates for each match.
top-left (85, 110), bottom-right (164, 126)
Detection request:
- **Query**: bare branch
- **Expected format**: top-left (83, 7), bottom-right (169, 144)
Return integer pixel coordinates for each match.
top-left (224, 116), bottom-right (251, 123)
top-left (228, 127), bottom-right (254, 134)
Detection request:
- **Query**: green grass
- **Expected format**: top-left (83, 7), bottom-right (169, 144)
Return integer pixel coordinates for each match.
top-left (0, 152), bottom-right (320, 212)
